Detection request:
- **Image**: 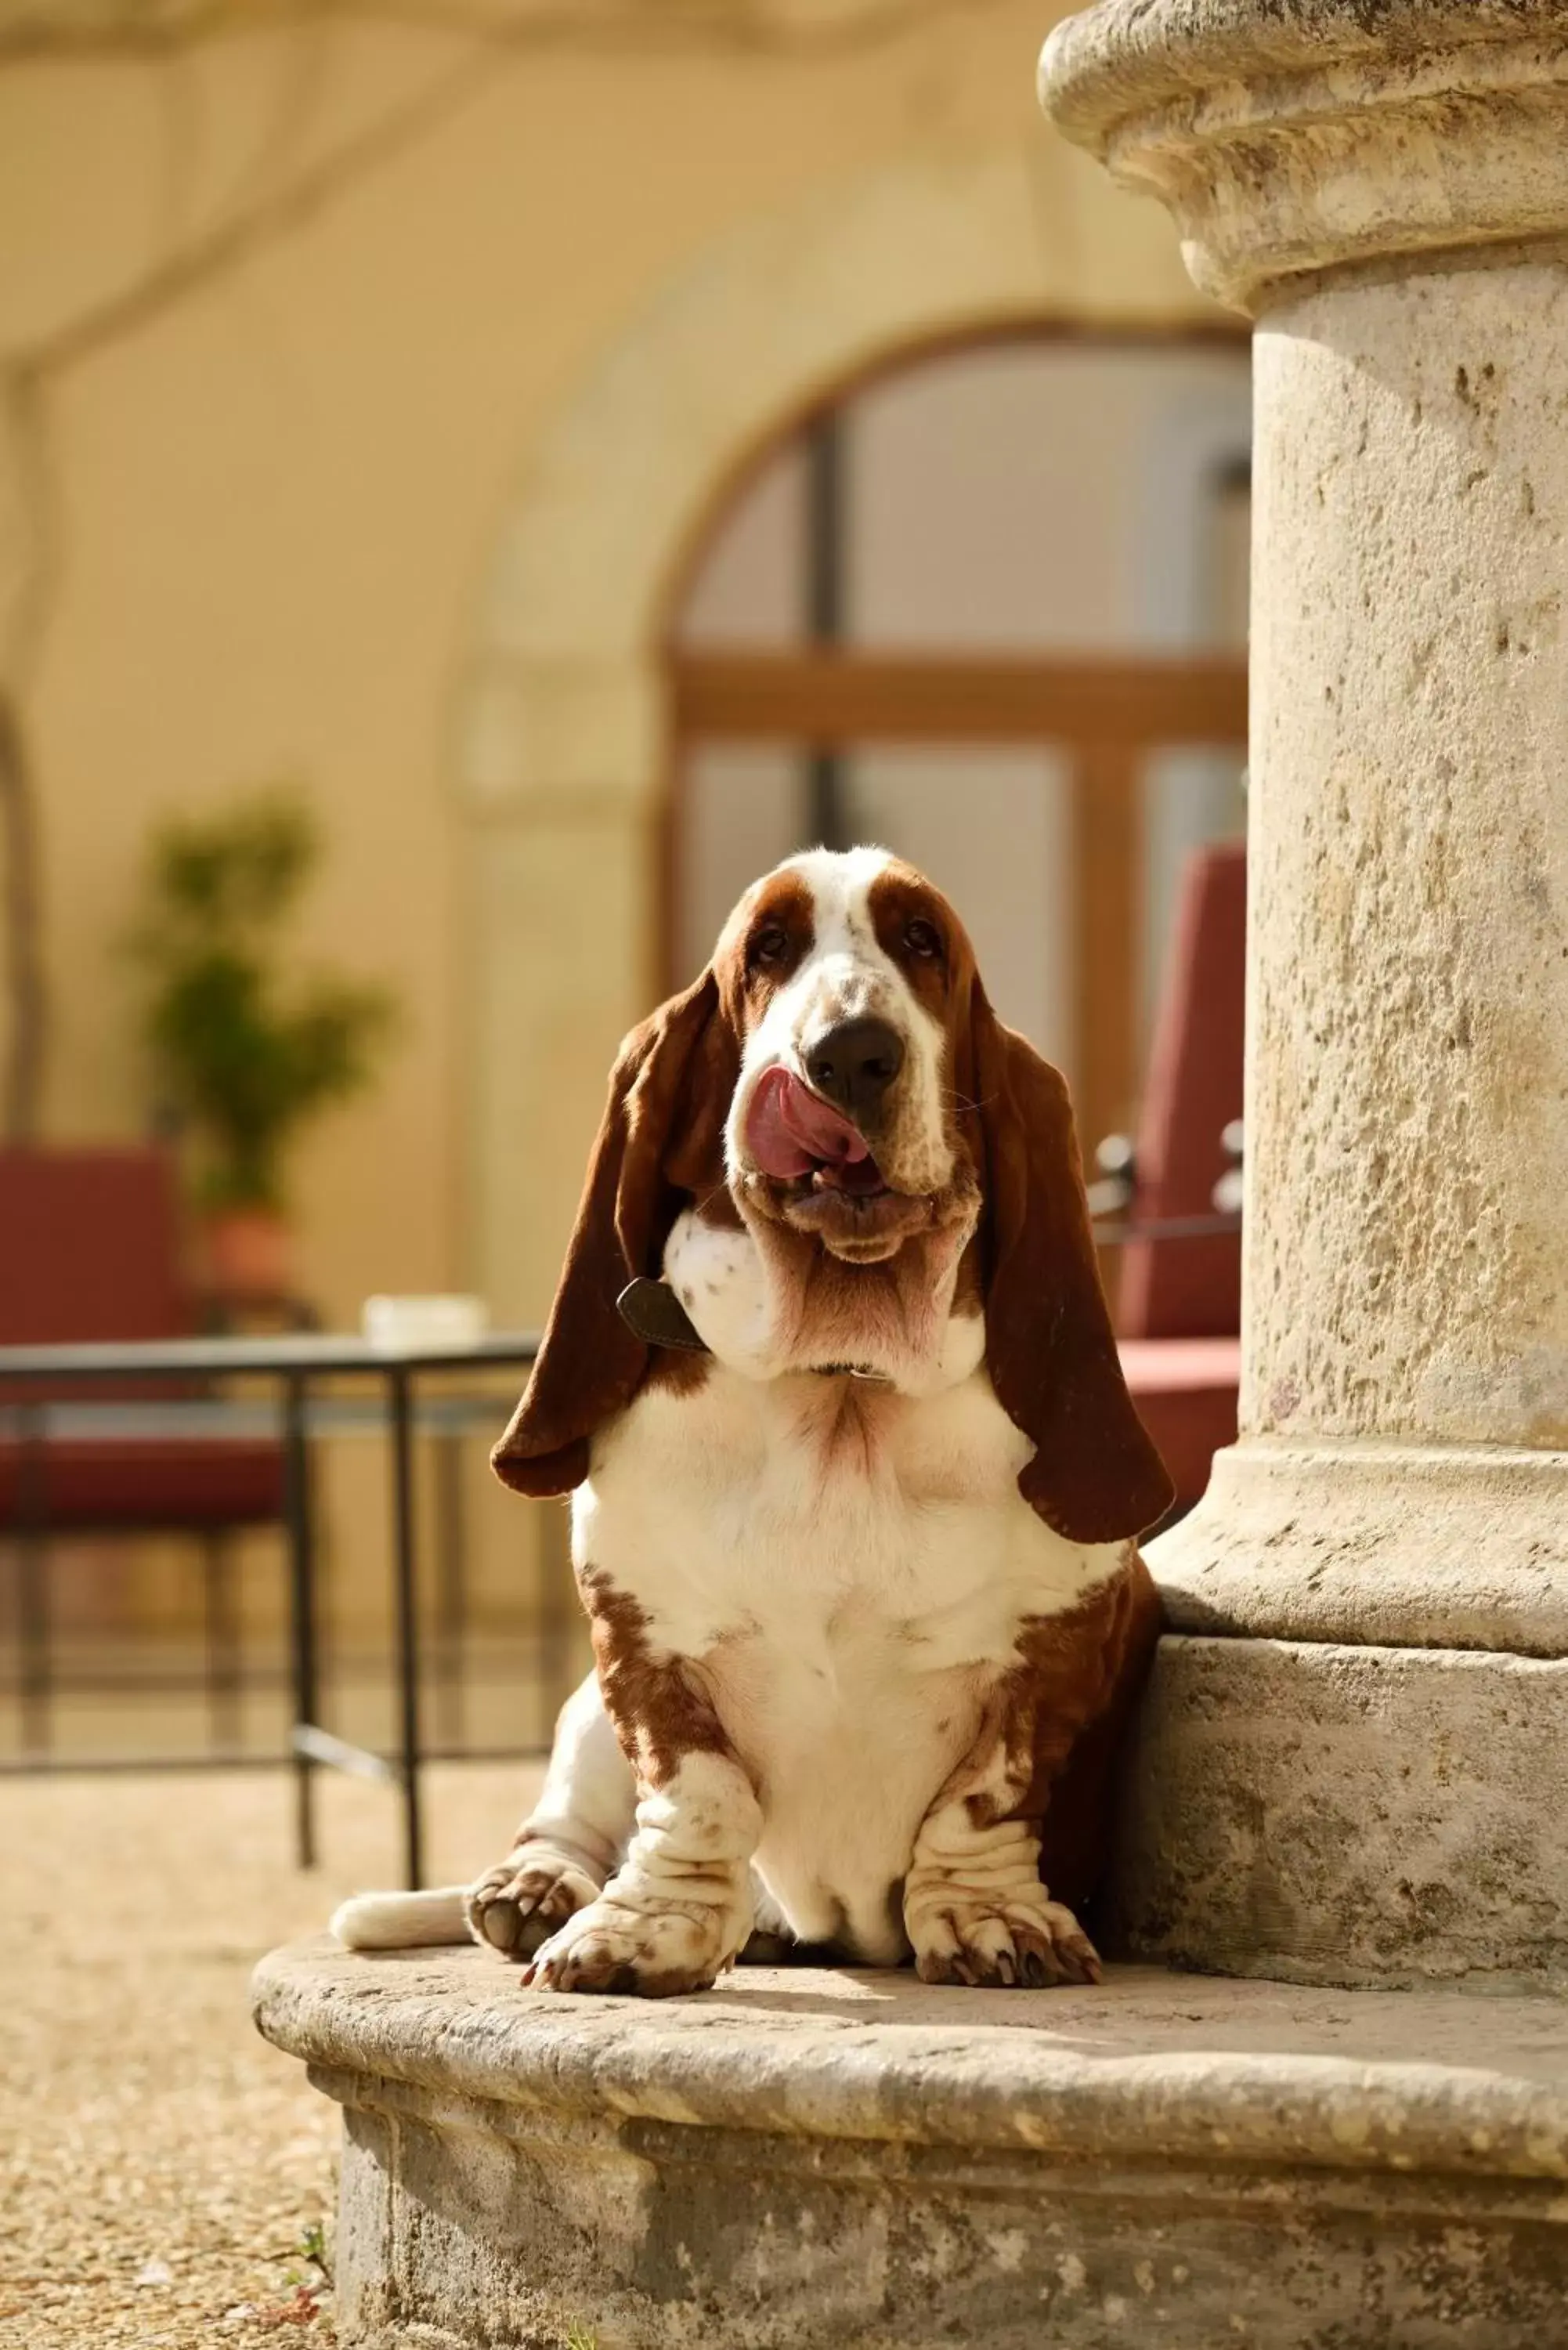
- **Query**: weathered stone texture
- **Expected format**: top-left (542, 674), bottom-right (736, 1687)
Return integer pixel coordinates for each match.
top-left (1244, 260), bottom-right (1568, 1459)
top-left (1152, 1441), bottom-right (1568, 1654)
top-left (1042, 0), bottom-right (1568, 1988)
top-left (1107, 1636), bottom-right (1568, 1989)
top-left (255, 1940), bottom-right (1568, 2350)
top-left (1039, 0), bottom-right (1568, 310)
top-left (1144, 247), bottom-right (1568, 1665)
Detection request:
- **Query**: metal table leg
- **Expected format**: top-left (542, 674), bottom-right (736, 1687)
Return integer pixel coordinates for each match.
top-left (284, 1373), bottom-right (319, 1869)
top-left (388, 1365), bottom-right (424, 1890)
top-left (433, 1430), bottom-right (465, 1752)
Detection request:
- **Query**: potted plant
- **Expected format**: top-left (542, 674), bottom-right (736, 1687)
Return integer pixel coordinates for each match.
top-left (129, 789), bottom-right (399, 1307)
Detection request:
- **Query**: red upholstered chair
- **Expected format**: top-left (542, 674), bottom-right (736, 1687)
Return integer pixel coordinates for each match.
top-left (0, 1148), bottom-right (285, 1748)
top-left (1113, 843), bottom-right (1246, 1513)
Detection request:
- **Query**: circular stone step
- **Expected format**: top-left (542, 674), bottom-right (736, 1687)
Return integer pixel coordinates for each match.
top-left (253, 1939), bottom-right (1568, 2349)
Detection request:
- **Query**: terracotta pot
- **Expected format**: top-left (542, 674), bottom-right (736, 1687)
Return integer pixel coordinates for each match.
top-left (201, 1206), bottom-right (293, 1304)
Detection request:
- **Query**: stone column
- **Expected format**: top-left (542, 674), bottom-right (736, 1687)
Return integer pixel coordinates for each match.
top-left (1041, 0), bottom-right (1568, 1987)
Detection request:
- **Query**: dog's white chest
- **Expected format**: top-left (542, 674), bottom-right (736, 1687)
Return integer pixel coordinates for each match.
top-left (576, 1342), bottom-right (1122, 1958)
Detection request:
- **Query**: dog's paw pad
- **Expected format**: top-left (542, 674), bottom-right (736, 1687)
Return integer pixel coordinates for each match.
top-left (464, 1851), bottom-right (599, 1961)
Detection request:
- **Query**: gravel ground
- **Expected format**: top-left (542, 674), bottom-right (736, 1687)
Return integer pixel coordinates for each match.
top-left (0, 1759), bottom-right (544, 2350)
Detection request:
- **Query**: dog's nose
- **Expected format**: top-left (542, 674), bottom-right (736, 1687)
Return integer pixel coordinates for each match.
top-left (806, 1018), bottom-right (906, 1121)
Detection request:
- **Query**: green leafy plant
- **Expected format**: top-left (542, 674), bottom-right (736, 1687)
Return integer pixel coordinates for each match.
top-left (295, 2218), bottom-right (333, 2284)
top-left (128, 789), bottom-right (398, 1214)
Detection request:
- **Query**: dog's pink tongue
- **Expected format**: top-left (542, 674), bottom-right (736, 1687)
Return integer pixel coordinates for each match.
top-left (746, 1067), bottom-right (872, 1179)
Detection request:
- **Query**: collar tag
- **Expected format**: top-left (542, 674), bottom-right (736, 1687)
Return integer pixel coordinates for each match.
top-left (616, 1278), bottom-right (711, 1354)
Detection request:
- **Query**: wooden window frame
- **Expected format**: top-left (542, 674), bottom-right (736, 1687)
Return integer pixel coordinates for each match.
top-left (666, 647), bottom-right (1248, 1152)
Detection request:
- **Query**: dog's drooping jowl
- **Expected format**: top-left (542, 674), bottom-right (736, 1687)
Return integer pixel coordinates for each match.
top-left (333, 848), bottom-right (1172, 1995)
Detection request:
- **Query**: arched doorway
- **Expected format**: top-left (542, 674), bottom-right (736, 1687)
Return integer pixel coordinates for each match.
top-left (456, 143), bottom-right (1234, 1320)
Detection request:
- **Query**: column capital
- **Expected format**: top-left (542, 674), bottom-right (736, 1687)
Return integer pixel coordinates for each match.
top-left (1039, 0), bottom-right (1568, 313)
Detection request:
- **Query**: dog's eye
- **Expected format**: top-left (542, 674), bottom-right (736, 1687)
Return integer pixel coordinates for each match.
top-left (905, 919), bottom-right (943, 960)
top-left (750, 924), bottom-right (790, 967)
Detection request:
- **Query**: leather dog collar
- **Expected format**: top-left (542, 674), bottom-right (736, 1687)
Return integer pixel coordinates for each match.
top-left (616, 1278), bottom-right (889, 1383)
top-left (616, 1277), bottom-right (710, 1353)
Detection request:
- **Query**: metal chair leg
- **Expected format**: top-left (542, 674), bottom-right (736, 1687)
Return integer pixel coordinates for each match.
top-left (284, 1375), bottom-right (320, 1869)
top-left (199, 1529), bottom-right (241, 1755)
top-left (16, 1408), bottom-right (52, 1757)
top-left (16, 1533), bottom-right (51, 1757)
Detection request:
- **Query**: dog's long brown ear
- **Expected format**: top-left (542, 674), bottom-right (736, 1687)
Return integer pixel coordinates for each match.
top-left (967, 982), bottom-right (1173, 1542)
top-left (492, 968), bottom-right (735, 1497)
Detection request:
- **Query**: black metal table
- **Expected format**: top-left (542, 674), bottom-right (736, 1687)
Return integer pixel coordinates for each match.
top-left (1, 1213), bottom-right (1237, 1884)
top-left (0, 1330), bottom-right (539, 1889)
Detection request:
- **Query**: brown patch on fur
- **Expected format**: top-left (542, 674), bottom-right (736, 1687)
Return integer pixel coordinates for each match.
top-left (950, 1232), bottom-right (983, 1318)
top-left (640, 1347), bottom-right (713, 1399)
top-left (866, 864), bottom-right (954, 1025)
top-left (934, 1549), bottom-right (1162, 1917)
top-left (491, 967), bottom-right (740, 1497)
top-left (957, 986), bottom-right (1173, 1542)
top-left (716, 870), bottom-right (815, 1025)
top-left (867, 859), bottom-right (980, 1160)
top-left (581, 1568), bottom-right (736, 1790)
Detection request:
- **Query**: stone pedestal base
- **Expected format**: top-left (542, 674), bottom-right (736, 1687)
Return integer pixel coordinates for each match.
top-left (1152, 1441), bottom-right (1568, 1656)
top-left (254, 1940), bottom-right (1568, 2350)
top-left (1105, 1636), bottom-right (1568, 1990)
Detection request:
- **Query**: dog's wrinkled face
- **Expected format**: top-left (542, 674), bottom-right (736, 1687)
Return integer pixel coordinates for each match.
top-left (716, 847), bottom-right (977, 1265)
top-left (494, 839), bottom-right (1174, 1537)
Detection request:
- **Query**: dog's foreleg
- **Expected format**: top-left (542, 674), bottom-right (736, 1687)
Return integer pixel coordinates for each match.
top-left (466, 1668), bottom-right (637, 1958)
top-left (520, 1610), bottom-right (761, 1998)
top-left (903, 1685), bottom-right (1100, 1990)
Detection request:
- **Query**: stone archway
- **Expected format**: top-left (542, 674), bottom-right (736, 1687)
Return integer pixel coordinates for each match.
top-left (457, 137), bottom-right (1214, 1318)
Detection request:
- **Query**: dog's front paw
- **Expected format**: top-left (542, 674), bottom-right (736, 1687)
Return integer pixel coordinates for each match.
top-left (910, 1889), bottom-right (1101, 1989)
top-left (520, 1896), bottom-right (735, 1998)
top-left (464, 1846), bottom-right (601, 1961)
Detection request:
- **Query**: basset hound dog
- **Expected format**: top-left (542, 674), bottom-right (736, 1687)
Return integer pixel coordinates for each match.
top-left (332, 847), bottom-right (1172, 1996)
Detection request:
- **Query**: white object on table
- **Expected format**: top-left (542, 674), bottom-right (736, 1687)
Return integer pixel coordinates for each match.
top-left (361, 1295), bottom-right (490, 1353)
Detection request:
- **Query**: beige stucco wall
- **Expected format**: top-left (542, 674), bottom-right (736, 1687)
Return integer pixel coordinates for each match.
top-left (2, 1), bottom-right (1219, 1629)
